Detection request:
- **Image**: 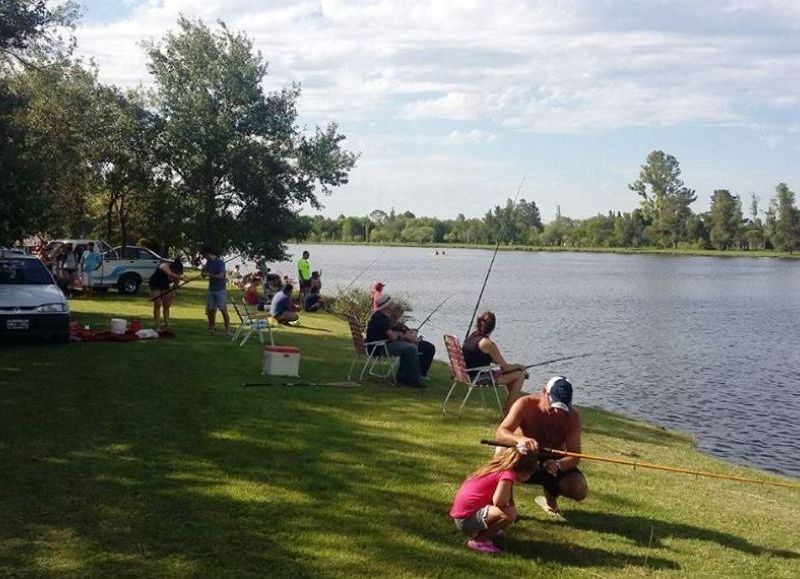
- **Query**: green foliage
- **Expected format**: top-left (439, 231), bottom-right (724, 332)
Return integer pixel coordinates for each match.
top-left (144, 17), bottom-right (357, 259)
top-left (770, 183), bottom-right (800, 253)
top-left (329, 286), bottom-right (374, 328)
top-left (709, 190), bottom-right (744, 250)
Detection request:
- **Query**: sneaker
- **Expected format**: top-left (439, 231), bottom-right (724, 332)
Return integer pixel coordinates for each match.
top-left (419, 375), bottom-right (431, 382)
top-left (466, 539), bottom-right (502, 556)
top-left (225, 328), bottom-right (235, 337)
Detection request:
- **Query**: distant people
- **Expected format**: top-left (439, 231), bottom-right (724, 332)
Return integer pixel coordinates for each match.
top-left (264, 272), bottom-right (282, 303)
top-left (366, 295), bottom-right (427, 388)
top-left (495, 376), bottom-right (587, 518)
top-left (148, 259), bottom-right (187, 331)
top-left (310, 270), bottom-right (322, 293)
top-left (270, 283), bottom-right (299, 324)
top-left (79, 242), bottom-right (102, 298)
top-left (60, 243), bottom-right (78, 295)
top-left (450, 447), bottom-right (538, 556)
top-left (371, 281), bottom-right (385, 313)
top-left (462, 311), bottom-right (527, 413)
top-left (200, 246), bottom-right (232, 335)
top-left (297, 250), bottom-right (312, 301)
top-left (303, 284), bottom-right (324, 312)
top-left (231, 264), bottom-right (244, 288)
top-left (244, 281), bottom-right (260, 306)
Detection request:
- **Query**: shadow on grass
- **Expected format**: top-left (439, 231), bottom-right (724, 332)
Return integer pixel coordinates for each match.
top-left (550, 510), bottom-right (800, 559)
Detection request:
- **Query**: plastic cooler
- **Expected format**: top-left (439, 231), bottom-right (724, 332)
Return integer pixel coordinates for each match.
top-left (262, 345), bottom-right (300, 377)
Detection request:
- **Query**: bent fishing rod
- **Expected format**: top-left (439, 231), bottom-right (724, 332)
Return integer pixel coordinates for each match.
top-left (480, 440), bottom-right (800, 490)
top-left (149, 253), bottom-right (244, 302)
top-left (415, 294), bottom-right (455, 331)
top-left (464, 172), bottom-right (527, 340)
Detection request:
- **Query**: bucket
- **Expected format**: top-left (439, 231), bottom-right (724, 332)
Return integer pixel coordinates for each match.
top-left (110, 318), bottom-right (127, 335)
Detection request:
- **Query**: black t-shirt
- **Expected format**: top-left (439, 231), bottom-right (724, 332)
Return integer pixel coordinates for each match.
top-left (366, 311), bottom-right (392, 344)
top-left (149, 265), bottom-right (170, 289)
top-left (462, 332), bottom-right (493, 373)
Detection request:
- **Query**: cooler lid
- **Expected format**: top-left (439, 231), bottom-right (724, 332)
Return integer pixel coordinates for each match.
top-left (264, 345), bottom-right (300, 353)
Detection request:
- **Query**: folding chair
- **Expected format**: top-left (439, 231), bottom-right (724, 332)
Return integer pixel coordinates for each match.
top-left (442, 334), bottom-right (504, 417)
top-left (230, 299), bottom-right (274, 346)
top-left (346, 315), bottom-right (398, 383)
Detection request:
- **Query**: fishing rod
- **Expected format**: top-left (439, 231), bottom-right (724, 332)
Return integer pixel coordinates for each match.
top-left (464, 172), bottom-right (527, 340)
top-left (149, 253), bottom-right (244, 302)
top-left (499, 352), bottom-right (602, 375)
top-left (341, 249), bottom-right (387, 292)
top-left (415, 294), bottom-right (454, 331)
top-left (480, 440), bottom-right (800, 490)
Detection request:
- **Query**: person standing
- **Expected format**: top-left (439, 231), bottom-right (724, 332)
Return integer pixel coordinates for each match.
top-left (79, 242), bottom-right (102, 298)
top-left (148, 259), bottom-right (186, 331)
top-left (200, 247), bottom-right (232, 335)
top-left (60, 243), bottom-right (79, 297)
top-left (297, 250), bottom-right (312, 302)
top-left (495, 376), bottom-right (587, 518)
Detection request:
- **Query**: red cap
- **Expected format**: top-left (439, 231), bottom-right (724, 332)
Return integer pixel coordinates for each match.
top-left (374, 281), bottom-right (385, 290)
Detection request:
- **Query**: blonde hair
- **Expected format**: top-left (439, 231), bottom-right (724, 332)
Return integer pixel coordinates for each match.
top-left (469, 448), bottom-right (539, 479)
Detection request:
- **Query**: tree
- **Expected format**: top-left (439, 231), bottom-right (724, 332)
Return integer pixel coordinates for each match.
top-left (629, 151), bottom-right (697, 247)
top-left (708, 190), bottom-right (743, 250)
top-left (144, 17), bottom-right (357, 259)
top-left (770, 183), bottom-right (800, 253)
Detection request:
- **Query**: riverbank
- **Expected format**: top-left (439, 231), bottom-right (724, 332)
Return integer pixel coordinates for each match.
top-left (300, 240), bottom-right (800, 259)
top-left (1, 285), bottom-right (797, 577)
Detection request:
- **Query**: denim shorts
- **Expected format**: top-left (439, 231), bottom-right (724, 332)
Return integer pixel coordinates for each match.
top-left (206, 289), bottom-right (227, 311)
top-left (453, 505), bottom-right (490, 536)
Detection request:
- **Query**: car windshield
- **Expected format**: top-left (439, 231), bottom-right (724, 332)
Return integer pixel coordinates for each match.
top-left (0, 259), bottom-right (53, 285)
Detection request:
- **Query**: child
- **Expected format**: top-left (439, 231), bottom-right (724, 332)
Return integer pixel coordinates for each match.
top-left (450, 448), bottom-right (538, 556)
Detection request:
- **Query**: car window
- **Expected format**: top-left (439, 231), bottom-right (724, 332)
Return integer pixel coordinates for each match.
top-left (104, 249), bottom-right (119, 260)
top-left (0, 259), bottom-right (53, 285)
top-left (121, 247), bottom-right (139, 259)
top-left (138, 248), bottom-right (156, 260)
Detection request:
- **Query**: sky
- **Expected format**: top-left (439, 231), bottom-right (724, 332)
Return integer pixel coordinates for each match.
top-left (72, 0), bottom-right (800, 221)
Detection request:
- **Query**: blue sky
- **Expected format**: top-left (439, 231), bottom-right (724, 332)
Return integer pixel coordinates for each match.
top-left (73, 1), bottom-right (800, 221)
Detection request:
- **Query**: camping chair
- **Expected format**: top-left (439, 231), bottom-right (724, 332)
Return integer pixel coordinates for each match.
top-left (346, 315), bottom-right (398, 383)
top-left (442, 334), bottom-right (504, 417)
top-left (230, 299), bottom-right (274, 346)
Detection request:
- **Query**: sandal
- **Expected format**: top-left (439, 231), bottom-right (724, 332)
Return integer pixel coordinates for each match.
top-left (466, 539), bottom-right (502, 556)
top-left (534, 495), bottom-right (566, 519)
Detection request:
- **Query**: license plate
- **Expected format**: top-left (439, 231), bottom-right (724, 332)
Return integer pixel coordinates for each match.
top-left (6, 319), bottom-right (30, 330)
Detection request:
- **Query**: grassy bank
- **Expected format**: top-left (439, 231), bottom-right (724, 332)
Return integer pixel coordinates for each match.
top-left (303, 240), bottom-right (800, 260)
top-left (1, 285), bottom-right (798, 577)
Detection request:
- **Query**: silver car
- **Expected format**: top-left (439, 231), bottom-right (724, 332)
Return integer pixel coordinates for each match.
top-left (0, 251), bottom-right (69, 343)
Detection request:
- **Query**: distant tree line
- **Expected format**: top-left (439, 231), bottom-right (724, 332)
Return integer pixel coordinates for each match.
top-left (305, 151), bottom-right (800, 253)
top-left (1, 2), bottom-right (356, 259)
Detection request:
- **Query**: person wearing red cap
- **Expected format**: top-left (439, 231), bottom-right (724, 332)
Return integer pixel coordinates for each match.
top-left (372, 281), bottom-right (385, 312)
top-left (495, 376), bottom-right (587, 517)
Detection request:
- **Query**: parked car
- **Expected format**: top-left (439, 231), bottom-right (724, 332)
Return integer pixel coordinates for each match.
top-left (0, 250), bottom-right (69, 343)
top-left (89, 245), bottom-right (167, 294)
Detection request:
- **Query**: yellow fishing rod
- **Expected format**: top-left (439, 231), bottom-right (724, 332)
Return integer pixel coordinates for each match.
top-left (480, 440), bottom-right (800, 490)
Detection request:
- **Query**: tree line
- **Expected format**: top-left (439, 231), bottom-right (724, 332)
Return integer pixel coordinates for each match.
top-left (305, 151), bottom-right (800, 253)
top-left (1, 1), bottom-right (356, 259)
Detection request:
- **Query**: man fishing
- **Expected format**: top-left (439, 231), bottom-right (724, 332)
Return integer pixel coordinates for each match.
top-left (495, 376), bottom-right (588, 518)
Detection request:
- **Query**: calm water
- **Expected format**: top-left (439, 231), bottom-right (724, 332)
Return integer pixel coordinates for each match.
top-left (238, 245), bottom-right (800, 478)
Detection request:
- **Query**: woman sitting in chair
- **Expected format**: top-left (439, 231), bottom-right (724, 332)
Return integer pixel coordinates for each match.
top-left (462, 311), bottom-right (527, 414)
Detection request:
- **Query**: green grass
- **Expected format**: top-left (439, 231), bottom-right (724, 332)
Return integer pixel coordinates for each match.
top-left (1, 284), bottom-right (798, 577)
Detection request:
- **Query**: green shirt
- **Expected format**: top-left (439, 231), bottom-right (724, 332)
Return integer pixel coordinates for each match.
top-left (298, 258), bottom-right (311, 282)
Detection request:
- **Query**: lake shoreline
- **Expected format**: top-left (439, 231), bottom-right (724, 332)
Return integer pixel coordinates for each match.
top-left (298, 239), bottom-right (800, 260)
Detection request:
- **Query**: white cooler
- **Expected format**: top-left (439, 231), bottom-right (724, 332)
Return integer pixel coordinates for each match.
top-left (262, 345), bottom-right (301, 377)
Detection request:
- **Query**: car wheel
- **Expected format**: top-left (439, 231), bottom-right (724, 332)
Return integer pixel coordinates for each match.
top-left (118, 274), bottom-right (141, 295)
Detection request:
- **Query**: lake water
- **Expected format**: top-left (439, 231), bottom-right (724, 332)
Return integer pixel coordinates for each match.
top-left (237, 244), bottom-right (800, 478)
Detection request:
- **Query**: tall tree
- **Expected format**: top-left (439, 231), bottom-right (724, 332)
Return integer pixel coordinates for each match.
top-left (770, 183), bottom-right (800, 253)
top-left (144, 17), bottom-right (357, 259)
top-left (708, 189), bottom-right (743, 250)
top-left (629, 151), bottom-right (697, 247)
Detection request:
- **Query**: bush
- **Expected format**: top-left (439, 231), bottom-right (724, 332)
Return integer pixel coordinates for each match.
top-left (329, 286), bottom-right (412, 329)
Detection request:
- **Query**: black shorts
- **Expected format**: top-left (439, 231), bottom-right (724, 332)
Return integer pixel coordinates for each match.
top-left (524, 465), bottom-right (583, 497)
top-left (299, 280), bottom-right (311, 290)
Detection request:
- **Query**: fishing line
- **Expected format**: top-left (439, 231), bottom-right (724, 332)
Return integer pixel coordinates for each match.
top-left (480, 440), bottom-right (800, 489)
top-left (341, 248), bottom-right (388, 292)
top-left (415, 294), bottom-right (455, 331)
top-left (464, 172), bottom-right (527, 340)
